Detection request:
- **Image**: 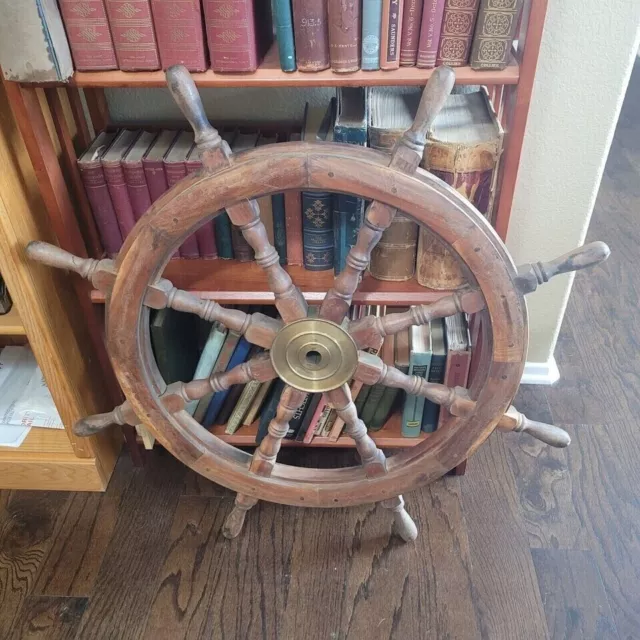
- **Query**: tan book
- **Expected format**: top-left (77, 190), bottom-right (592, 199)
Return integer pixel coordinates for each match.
top-left (243, 380), bottom-right (273, 426)
top-left (225, 379), bottom-right (262, 434)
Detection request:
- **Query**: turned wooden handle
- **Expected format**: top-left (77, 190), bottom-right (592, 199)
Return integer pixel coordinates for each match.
top-left (498, 406), bottom-right (571, 448)
top-left (26, 241), bottom-right (92, 276)
top-left (165, 65), bottom-right (221, 148)
top-left (73, 412), bottom-right (120, 437)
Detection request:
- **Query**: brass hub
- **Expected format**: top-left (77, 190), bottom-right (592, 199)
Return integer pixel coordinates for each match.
top-left (270, 318), bottom-right (359, 393)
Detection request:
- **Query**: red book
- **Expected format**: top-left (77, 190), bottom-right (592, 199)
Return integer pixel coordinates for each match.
top-left (105, 0), bottom-right (161, 70)
top-left (416, 0), bottom-right (446, 68)
top-left (143, 129), bottom-right (177, 202)
top-left (150, 0), bottom-right (207, 71)
top-left (186, 145), bottom-right (218, 259)
top-left (284, 132), bottom-right (303, 266)
top-left (77, 132), bottom-right (122, 257)
top-left (400, 0), bottom-right (424, 66)
top-left (302, 396), bottom-right (327, 444)
top-left (122, 131), bottom-right (157, 221)
top-left (164, 131), bottom-right (200, 258)
top-left (58, 0), bottom-right (118, 70)
top-left (203, 0), bottom-right (273, 72)
top-left (102, 130), bottom-right (140, 240)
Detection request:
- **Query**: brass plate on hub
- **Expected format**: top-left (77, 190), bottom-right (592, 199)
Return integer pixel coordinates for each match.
top-left (270, 318), bottom-right (358, 393)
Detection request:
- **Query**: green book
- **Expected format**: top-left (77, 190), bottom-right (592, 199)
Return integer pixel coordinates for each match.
top-left (370, 332), bottom-right (407, 430)
top-left (421, 319), bottom-right (447, 433)
top-left (363, 334), bottom-right (395, 430)
top-left (402, 323), bottom-right (432, 438)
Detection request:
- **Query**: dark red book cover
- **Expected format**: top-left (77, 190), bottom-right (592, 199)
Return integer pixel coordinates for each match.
top-left (150, 0), bottom-right (208, 71)
top-left (186, 147), bottom-right (218, 259)
top-left (122, 131), bottom-right (157, 221)
top-left (203, 0), bottom-right (273, 72)
top-left (58, 0), bottom-right (118, 70)
top-left (400, 0), bottom-right (424, 65)
top-left (291, 0), bottom-right (330, 71)
top-left (143, 130), bottom-right (177, 202)
top-left (417, 0), bottom-right (446, 68)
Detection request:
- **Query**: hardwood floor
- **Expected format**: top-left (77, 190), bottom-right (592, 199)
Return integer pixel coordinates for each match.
top-left (1, 62), bottom-right (639, 640)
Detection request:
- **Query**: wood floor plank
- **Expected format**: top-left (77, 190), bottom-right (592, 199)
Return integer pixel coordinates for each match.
top-left (532, 549), bottom-right (619, 640)
top-left (8, 595), bottom-right (88, 640)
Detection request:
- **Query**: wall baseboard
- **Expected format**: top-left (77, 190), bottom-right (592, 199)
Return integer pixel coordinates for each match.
top-left (521, 357), bottom-right (560, 385)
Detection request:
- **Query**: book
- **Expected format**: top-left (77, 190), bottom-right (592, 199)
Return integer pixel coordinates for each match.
top-left (216, 375), bottom-right (247, 425)
top-left (361, 334), bottom-right (394, 429)
top-left (214, 129), bottom-right (237, 259)
top-left (361, 0), bottom-right (383, 70)
top-left (435, 0), bottom-right (480, 67)
top-left (163, 130), bottom-right (200, 258)
top-left (242, 379), bottom-right (273, 425)
top-left (58, 0), bottom-right (118, 71)
top-left (380, 0), bottom-right (404, 70)
top-left (284, 132), bottom-right (304, 266)
top-left (186, 144), bottom-right (218, 259)
top-left (0, 0), bottom-right (73, 82)
top-left (256, 379), bottom-right (285, 445)
top-left (273, 0), bottom-right (296, 71)
top-left (122, 131), bottom-right (156, 222)
top-left (416, 0), bottom-right (445, 68)
top-left (417, 88), bottom-right (504, 289)
top-left (328, 0), bottom-right (361, 72)
top-left (421, 319), bottom-right (446, 432)
top-left (143, 129), bottom-right (178, 202)
top-left (225, 378), bottom-right (262, 434)
top-left (402, 322), bottom-right (432, 437)
top-left (333, 87), bottom-right (367, 274)
top-left (203, 0), bottom-right (273, 72)
top-left (370, 327), bottom-right (407, 429)
top-left (256, 133), bottom-right (278, 253)
top-left (150, 0), bottom-right (207, 71)
top-left (271, 188), bottom-right (287, 265)
top-left (399, 0), bottom-right (424, 65)
top-left (286, 392), bottom-right (313, 439)
top-left (77, 132), bottom-right (122, 256)
top-left (291, 0), bottom-right (330, 71)
top-left (438, 313), bottom-right (471, 426)
top-left (105, 0), bottom-right (161, 70)
top-left (368, 88), bottom-right (420, 281)
top-left (301, 395), bottom-right (327, 442)
top-left (294, 393), bottom-right (323, 441)
top-left (470, 0), bottom-right (522, 70)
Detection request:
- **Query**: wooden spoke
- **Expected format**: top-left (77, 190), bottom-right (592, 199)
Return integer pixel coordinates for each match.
top-left (319, 66), bottom-right (456, 323)
top-left (380, 496), bottom-right (419, 542)
top-left (497, 405), bottom-right (571, 448)
top-left (73, 353), bottom-right (276, 436)
top-left (349, 288), bottom-right (485, 349)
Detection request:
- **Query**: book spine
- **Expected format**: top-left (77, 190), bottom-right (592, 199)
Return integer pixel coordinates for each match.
top-left (327, 0), bottom-right (361, 72)
top-left (150, 0), bottom-right (207, 71)
top-left (369, 215), bottom-right (418, 281)
top-left (416, 0), bottom-right (445, 68)
top-left (302, 396), bottom-right (327, 442)
top-left (416, 229), bottom-right (465, 289)
top-left (58, 0), bottom-right (118, 70)
top-left (402, 355), bottom-right (430, 437)
top-left (287, 393), bottom-right (311, 438)
top-left (284, 191), bottom-right (303, 265)
top-left (470, 0), bottom-right (522, 70)
top-left (231, 227), bottom-right (254, 262)
top-left (123, 161), bottom-right (152, 221)
top-left (273, 0), bottom-right (296, 71)
top-left (360, 382), bottom-right (386, 426)
top-left (421, 352), bottom-right (446, 432)
top-left (302, 191), bottom-right (334, 271)
top-left (291, 0), bottom-right (330, 71)
top-left (225, 379), bottom-right (261, 434)
top-left (78, 163), bottom-right (123, 256)
top-left (105, 0), bottom-right (161, 70)
top-left (186, 160), bottom-right (217, 258)
top-left (435, 0), bottom-right (480, 67)
top-left (271, 194), bottom-right (288, 265)
top-left (361, 0), bottom-right (383, 70)
top-left (103, 161), bottom-right (137, 239)
top-left (380, 0), bottom-right (404, 70)
top-left (399, 0), bottom-right (424, 65)
top-left (165, 161), bottom-right (200, 257)
top-left (438, 349), bottom-right (470, 426)
top-left (369, 385), bottom-right (399, 430)
top-left (214, 213), bottom-right (234, 259)
top-left (256, 380), bottom-right (285, 444)
top-left (243, 380), bottom-right (272, 425)
top-left (142, 158), bottom-right (169, 202)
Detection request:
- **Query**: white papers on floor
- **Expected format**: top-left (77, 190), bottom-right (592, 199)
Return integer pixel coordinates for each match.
top-left (0, 346), bottom-right (63, 447)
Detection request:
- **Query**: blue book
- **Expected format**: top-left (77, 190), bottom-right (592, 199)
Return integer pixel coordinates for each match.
top-left (256, 379), bottom-right (286, 445)
top-left (272, 193), bottom-right (287, 264)
top-left (402, 324), bottom-right (432, 438)
top-left (421, 320), bottom-right (446, 433)
top-left (361, 0), bottom-right (383, 70)
top-left (202, 336), bottom-right (252, 427)
top-left (214, 213), bottom-right (234, 259)
top-left (272, 0), bottom-right (296, 71)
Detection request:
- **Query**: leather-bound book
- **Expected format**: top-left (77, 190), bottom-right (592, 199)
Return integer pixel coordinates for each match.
top-left (380, 0), bottom-right (404, 70)
top-left (229, 132), bottom-right (258, 262)
top-left (291, 0), bottom-right (330, 71)
top-left (122, 131), bottom-right (156, 222)
top-left (328, 0), bottom-right (361, 72)
top-left (214, 130), bottom-right (237, 259)
top-left (436, 0), bottom-right (480, 67)
top-left (438, 312), bottom-right (470, 426)
top-left (284, 132), bottom-right (303, 266)
top-left (77, 132), bottom-right (122, 256)
top-left (58, 0), bottom-right (118, 70)
top-left (142, 130), bottom-right (177, 202)
top-left (273, 0), bottom-right (296, 71)
top-left (105, 0), bottom-right (161, 70)
top-left (186, 145), bottom-right (218, 259)
top-left (420, 318), bottom-right (446, 432)
top-left (203, 0), bottom-right (273, 72)
top-left (470, 0), bottom-right (522, 70)
top-left (368, 88), bottom-right (420, 281)
top-left (416, 0), bottom-right (445, 68)
top-left (361, 0), bottom-right (382, 70)
top-left (399, 0), bottom-right (424, 65)
top-left (150, 0), bottom-right (207, 71)
top-left (102, 129), bottom-right (140, 241)
top-left (417, 88), bottom-right (503, 289)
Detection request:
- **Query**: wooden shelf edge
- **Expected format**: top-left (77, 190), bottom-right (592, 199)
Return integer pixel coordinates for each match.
top-left (0, 306), bottom-right (26, 336)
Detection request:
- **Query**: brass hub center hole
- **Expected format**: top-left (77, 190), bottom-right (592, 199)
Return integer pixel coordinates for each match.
top-left (305, 350), bottom-right (322, 366)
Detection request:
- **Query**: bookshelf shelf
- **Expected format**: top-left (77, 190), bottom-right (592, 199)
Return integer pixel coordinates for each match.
top-left (0, 307), bottom-right (25, 336)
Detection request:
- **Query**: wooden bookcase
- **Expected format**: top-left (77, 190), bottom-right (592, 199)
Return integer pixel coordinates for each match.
top-left (0, 0), bottom-right (548, 488)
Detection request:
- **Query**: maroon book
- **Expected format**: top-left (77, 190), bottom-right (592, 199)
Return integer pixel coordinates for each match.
top-left (105, 0), bottom-right (161, 70)
top-left (58, 0), bottom-right (118, 70)
top-left (150, 0), bottom-right (208, 71)
top-left (102, 130), bottom-right (140, 240)
top-left (417, 0), bottom-right (446, 68)
top-left (122, 131), bottom-right (157, 221)
top-left (164, 131), bottom-right (200, 258)
top-left (400, 0), bottom-right (425, 66)
top-left (143, 130), bottom-right (177, 202)
top-left (291, 0), bottom-right (330, 71)
top-left (186, 145), bottom-right (218, 259)
top-left (77, 132), bottom-right (122, 257)
top-left (203, 0), bottom-right (273, 72)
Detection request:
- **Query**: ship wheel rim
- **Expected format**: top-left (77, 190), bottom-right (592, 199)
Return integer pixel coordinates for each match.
top-left (107, 143), bottom-right (528, 508)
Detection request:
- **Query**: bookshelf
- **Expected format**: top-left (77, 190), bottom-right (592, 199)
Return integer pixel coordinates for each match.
top-left (0, 0), bottom-right (549, 488)
top-left (0, 307), bottom-right (26, 336)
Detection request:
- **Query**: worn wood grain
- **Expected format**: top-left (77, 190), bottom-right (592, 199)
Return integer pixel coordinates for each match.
top-left (8, 595), bottom-right (88, 640)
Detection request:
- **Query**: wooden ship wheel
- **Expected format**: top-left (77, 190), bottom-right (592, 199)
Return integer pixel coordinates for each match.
top-left (26, 66), bottom-right (610, 542)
